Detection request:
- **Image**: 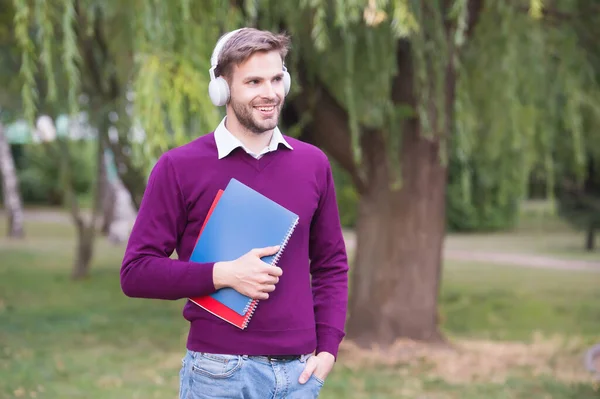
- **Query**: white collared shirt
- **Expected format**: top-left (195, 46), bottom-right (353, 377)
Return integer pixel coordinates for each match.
top-left (214, 117), bottom-right (293, 160)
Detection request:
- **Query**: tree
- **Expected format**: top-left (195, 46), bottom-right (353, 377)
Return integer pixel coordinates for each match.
top-left (0, 119), bottom-right (24, 237)
top-left (263, 0), bottom-right (600, 345)
top-left (9, 0), bottom-right (146, 278)
top-left (555, 0), bottom-right (600, 251)
top-left (15, 1), bottom-right (600, 347)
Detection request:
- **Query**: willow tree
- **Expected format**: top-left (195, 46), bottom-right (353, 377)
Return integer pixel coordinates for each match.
top-left (10, 0), bottom-right (139, 278)
top-left (16, 0), bottom-right (600, 345)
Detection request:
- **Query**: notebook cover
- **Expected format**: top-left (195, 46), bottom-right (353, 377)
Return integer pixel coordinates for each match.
top-left (189, 188), bottom-right (249, 328)
top-left (189, 189), bottom-right (252, 328)
top-left (189, 178), bottom-right (299, 316)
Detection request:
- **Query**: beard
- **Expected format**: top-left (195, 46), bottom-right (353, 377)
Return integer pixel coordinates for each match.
top-left (230, 97), bottom-right (282, 135)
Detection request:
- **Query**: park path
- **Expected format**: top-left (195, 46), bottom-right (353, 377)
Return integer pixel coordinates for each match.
top-left (341, 230), bottom-right (600, 272)
top-left (443, 249), bottom-right (600, 272)
top-left (11, 209), bottom-right (600, 272)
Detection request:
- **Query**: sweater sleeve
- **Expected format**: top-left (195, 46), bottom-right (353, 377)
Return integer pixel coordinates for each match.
top-left (309, 154), bottom-right (349, 359)
top-left (120, 153), bottom-right (216, 300)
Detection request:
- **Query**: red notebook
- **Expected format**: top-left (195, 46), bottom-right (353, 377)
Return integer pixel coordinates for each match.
top-left (188, 189), bottom-right (255, 329)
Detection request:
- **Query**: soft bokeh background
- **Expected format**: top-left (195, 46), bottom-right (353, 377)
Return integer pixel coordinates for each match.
top-left (1, 1), bottom-right (600, 398)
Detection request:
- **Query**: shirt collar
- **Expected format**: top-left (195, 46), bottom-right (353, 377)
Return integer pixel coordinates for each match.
top-left (214, 117), bottom-right (293, 159)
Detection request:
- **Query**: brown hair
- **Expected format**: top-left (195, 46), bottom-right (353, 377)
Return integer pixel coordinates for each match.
top-left (215, 28), bottom-right (290, 82)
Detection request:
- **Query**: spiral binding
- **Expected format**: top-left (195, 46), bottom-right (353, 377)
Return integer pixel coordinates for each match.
top-left (270, 216), bottom-right (299, 267)
top-left (242, 300), bottom-right (258, 329)
top-left (240, 216), bottom-right (300, 328)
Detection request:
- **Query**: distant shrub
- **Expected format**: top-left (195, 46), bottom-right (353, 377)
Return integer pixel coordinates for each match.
top-left (11, 141), bottom-right (95, 206)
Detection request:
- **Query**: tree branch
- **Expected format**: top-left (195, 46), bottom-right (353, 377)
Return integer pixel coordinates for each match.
top-left (511, 2), bottom-right (600, 23)
top-left (466, 0), bottom-right (485, 38)
top-left (391, 39), bottom-right (415, 107)
top-left (290, 64), bottom-right (366, 193)
top-left (92, 7), bottom-right (120, 100)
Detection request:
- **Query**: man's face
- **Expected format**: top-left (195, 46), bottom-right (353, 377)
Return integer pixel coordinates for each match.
top-left (227, 51), bottom-right (285, 135)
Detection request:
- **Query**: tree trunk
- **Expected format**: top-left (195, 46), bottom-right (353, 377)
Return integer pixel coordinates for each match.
top-left (101, 186), bottom-right (116, 235)
top-left (100, 151), bottom-right (116, 235)
top-left (291, 57), bottom-right (453, 347)
top-left (43, 112), bottom-right (105, 280)
top-left (0, 122), bottom-right (25, 238)
top-left (586, 224), bottom-right (596, 251)
top-left (345, 127), bottom-right (448, 347)
top-left (71, 226), bottom-right (95, 280)
top-left (107, 179), bottom-right (137, 244)
top-left (69, 113), bottom-right (106, 279)
top-left (287, 1), bottom-right (471, 348)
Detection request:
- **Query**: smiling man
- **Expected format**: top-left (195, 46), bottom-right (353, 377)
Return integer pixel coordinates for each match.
top-left (120, 28), bottom-right (349, 398)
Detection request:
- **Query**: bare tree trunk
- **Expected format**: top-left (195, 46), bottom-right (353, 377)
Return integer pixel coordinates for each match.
top-left (68, 121), bottom-right (105, 279)
top-left (106, 179), bottom-right (136, 244)
top-left (345, 128), bottom-right (447, 346)
top-left (72, 225), bottom-right (95, 279)
top-left (586, 224), bottom-right (596, 251)
top-left (100, 151), bottom-right (116, 235)
top-left (0, 122), bottom-right (25, 238)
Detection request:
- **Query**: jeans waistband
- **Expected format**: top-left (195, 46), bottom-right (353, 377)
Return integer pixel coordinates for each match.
top-left (246, 353), bottom-right (311, 363)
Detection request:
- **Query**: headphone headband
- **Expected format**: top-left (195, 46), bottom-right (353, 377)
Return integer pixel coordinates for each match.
top-left (209, 28), bottom-right (245, 80)
top-left (210, 28), bottom-right (245, 70)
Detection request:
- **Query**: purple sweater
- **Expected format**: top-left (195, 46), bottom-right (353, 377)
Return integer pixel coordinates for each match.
top-left (120, 133), bottom-right (349, 358)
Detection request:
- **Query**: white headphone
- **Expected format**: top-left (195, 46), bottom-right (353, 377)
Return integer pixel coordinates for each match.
top-left (208, 28), bottom-right (292, 107)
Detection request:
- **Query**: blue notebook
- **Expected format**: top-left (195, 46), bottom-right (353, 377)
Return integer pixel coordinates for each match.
top-left (189, 178), bottom-right (299, 316)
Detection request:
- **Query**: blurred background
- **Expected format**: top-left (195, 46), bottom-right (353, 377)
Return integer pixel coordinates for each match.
top-left (1, 1), bottom-right (600, 398)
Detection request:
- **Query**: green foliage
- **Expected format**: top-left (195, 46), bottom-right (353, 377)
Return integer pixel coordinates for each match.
top-left (446, 133), bottom-right (521, 232)
top-left (129, 2), bottom-right (225, 168)
top-left (553, 2), bottom-right (600, 244)
top-left (12, 0), bottom-right (38, 124)
top-left (60, 0), bottom-right (80, 116)
top-left (11, 0), bottom-right (600, 237)
top-left (331, 160), bottom-right (358, 228)
top-left (456, 2), bottom-right (600, 209)
top-left (451, 2), bottom-right (600, 232)
top-left (13, 141), bottom-right (95, 205)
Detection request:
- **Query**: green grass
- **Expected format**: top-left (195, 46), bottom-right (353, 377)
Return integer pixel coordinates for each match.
top-left (1, 215), bottom-right (599, 398)
top-left (440, 260), bottom-right (600, 342)
top-left (445, 199), bottom-right (600, 262)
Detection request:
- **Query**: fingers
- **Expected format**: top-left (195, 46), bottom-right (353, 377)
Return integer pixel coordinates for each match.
top-left (263, 277), bottom-right (279, 285)
top-left (298, 357), bottom-right (318, 384)
top-left (260, 275), bottom-right (280, 285)
top-left (253, 291), bottom-right (269, 300)
top-left (269, 266), bottom-right (283, 277)
top-left (261, 284), bottom-right (276, 293)
top-left (252, 245), bottom-right (280, 258)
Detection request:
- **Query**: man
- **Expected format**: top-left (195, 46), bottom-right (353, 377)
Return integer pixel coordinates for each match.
top-left (120, 27), bottom-right (349, 398)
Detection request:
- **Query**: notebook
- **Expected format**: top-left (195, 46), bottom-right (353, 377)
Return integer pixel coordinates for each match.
top-left (188, 178), bottom-right (299, 329)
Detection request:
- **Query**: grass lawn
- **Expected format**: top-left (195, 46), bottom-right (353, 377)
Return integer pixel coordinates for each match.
top-left (445, 200), bottom-right (600, 262)
top-left (1, 215), bottom-right (599, 398)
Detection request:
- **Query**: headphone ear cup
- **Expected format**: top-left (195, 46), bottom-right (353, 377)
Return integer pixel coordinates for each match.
top-left (208, 77), bottom-right (230, 106)
top-left (283, 70), bottom-right (291, 96)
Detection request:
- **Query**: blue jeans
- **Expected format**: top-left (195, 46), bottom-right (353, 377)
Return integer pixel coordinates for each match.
top-left (179, 350), bottom-right (324, 398)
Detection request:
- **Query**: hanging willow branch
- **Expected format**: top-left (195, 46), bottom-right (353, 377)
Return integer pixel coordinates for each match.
top-left (62, 0), bottom-right (81, 116)
top-left (13, 0), bottom-right (37, 124)
top-left (13, 0), bottom-right (600, 197)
